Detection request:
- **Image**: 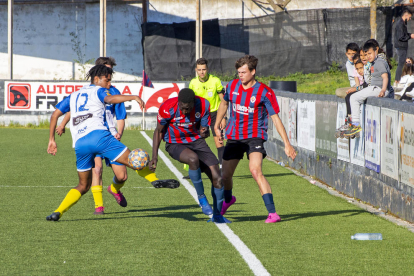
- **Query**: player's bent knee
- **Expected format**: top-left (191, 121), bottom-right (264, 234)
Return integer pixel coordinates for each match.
top-left (249, 167), bottom-right (262, 180)
top-left (93, 166), bottom-right (103, 177)
top-left (187, 155), bottom-right (199, 167)
top-left (212, 176), bottom-right (223, 189)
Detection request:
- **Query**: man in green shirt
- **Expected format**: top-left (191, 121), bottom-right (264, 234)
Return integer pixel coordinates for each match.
top-left (189, 58), bottom-right (226, 165)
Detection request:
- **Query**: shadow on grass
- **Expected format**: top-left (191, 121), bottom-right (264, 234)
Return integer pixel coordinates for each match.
top-left (232, 173), bottom-right (294, 179)
top-left (62, 203), bottom-right (243, 222)
top-left (229, 209), bottom-right (366, 222)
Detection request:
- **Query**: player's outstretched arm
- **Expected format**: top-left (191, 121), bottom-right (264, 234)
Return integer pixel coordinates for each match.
top-left (116, 119), bottom-right (125, 140)
top-left (56, 112), bottom-right (70, 136)
top-left (149, 122), bottom-right (165, 172)
top-left (48, 109), bottom-right (64, 156)
top-left (270, 113), bottom-right (297, 160)
top-left (104, 95), bottom-right (145, 111)
top-left (214, 100), bottom-right (229, 143)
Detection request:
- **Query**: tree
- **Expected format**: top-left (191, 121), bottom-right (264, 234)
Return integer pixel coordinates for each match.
top-left (267, 0), bottom-right (292, 13)
top-left (370, 0), bottom-right (377, 39)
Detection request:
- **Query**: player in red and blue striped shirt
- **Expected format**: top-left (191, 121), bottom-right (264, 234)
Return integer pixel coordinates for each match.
top-left (214, 55), bottom-right (297, 223)
top-left (149, 88), bottom-right (230, 223)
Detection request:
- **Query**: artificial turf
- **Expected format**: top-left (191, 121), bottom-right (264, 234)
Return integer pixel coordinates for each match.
top-left (0, 128), bottom-right (413, 275)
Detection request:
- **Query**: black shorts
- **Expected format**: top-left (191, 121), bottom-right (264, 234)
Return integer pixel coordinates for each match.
top-left (210, 111), bottom-right (220, 137)
top-left (223, 138), bottom-right (267, 160)
top-left (165, 139), bottom-right (219, 172)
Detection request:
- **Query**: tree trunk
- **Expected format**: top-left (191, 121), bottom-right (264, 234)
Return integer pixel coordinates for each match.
top-left (370, 0), bottom-right (377, 39)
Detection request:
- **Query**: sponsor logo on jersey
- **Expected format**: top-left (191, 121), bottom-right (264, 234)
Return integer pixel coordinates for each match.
top-left (78, 126), bottom-right (88, 134)
top-left (7, 83), bottom-right (31, 109)
top-left (232, 103), bottom-right (254, 115)
top-left (208, 91), bottom-right (213, 97)
top-left (176, 122), bottom-right (196, 127)
top-left (73, 113), bottom-right (93, 126)
top-left (232, 91), bottom-right (239, 95)
top-left (195, 112), bottom-right (201, 118)
top-left (250, 96), bottom-right (256, 103)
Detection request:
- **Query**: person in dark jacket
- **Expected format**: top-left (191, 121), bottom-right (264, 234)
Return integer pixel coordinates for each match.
top-left (394, 8), bottom-right (414, 84)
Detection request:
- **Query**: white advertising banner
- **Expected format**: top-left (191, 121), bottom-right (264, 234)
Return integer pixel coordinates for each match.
top-left (364, 105), bottom-right (381, 173)
top-left (281, 97), bottom-right (290, 132)
top-left (350, 104), bottom-right (365, 166)
top-left (288, 99), bottom-right (298, 147)
top-left (380, 108), bottom-right (399, 179)
top-left (4, 81), bottom-right (184, 113)
top-left (400, 112), bottom-right (414, 187)
top-left (273, 97), bottom-right (285, 141)
top-left (336, 102), bottom-right (350, 162)
top-left (297, 100), bottom-right (316, 151)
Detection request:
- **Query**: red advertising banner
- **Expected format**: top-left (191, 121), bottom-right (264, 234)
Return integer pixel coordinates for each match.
top-left (4, 82), bottom-right (185, 112)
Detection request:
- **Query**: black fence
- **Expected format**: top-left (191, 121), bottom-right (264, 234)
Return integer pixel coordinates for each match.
top-left (142, 6), bottom-right (414, 81)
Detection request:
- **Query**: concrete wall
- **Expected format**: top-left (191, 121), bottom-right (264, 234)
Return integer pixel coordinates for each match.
top-left (265, 91), bottom-right (414, 223)
top-left (0, 2), bottom-right (144, 81)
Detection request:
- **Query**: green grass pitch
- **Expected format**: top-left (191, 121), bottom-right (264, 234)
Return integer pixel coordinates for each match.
top-left (0, 128), bottom-right (413, 275)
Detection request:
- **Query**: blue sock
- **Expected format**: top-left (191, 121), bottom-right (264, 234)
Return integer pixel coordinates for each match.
top-left (262, 193), bottom-right (276, 214)
top-left (188, 168), bottom-right (204, 197)
top-left (211, 185), bottom-right (224, 215)
top-left (224, 189), bottom-right (233, 203)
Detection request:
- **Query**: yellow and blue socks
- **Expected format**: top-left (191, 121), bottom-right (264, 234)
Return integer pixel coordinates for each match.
top-left (188, 168), bottom-right (204, 197)
top-left (262, 193), bottom-right (276, 214)
top-left (91, 185), bottom-right (103, 208)
top-left (110, 176), bottom-right (125, 193)
top-left (54, 189), bottom-right (82, 215)
top-left (137, 166), bottom-right (159, 183)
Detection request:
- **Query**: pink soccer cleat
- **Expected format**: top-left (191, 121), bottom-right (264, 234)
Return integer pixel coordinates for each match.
top-left (94, 206), bottom-right (105, 215)
top-left (265, 212), bottom-right (281, 223)
top-left (220, 196), bottom-right (236, 215)
top-left (107, 186), bottom-right (127, 207)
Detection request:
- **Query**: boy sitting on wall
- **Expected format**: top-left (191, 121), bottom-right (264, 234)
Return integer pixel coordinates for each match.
top-left (343, 41), bottom-right (394, 137)
top-left (335, 43), bottom-right (360, 98)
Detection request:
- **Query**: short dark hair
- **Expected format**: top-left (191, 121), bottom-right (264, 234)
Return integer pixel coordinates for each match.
top-left (196, 57), bottom-right (208, 67)
top-left (86, 65), bottom-right (113, 83)
top-left (363, 41), bottom-right (378, 52)
top-left (95, 57), bottom-right (117, 67)
top-left (178, 88), bottom-right (195, 104)
top-left (346, 43), bottom-right (360, 53)
top-left (402, 7), bottom-right (413, 16)
top-left (235, 55), bottom-right (258, 71)
top-left (354, 58), bottom-right (363, 66)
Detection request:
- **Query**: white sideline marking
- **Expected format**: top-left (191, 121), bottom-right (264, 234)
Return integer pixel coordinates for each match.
top-left (0, 186), bottom-right (154, 189)
top-left (140, 131), bottom-right (270, 276)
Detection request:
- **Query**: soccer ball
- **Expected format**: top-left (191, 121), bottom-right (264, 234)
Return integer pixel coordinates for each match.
top-left (128, 148), bottom-right (150, 170)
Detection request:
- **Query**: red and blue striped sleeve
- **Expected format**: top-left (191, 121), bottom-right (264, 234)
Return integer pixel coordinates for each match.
top-left (262, 88), bottom-right (280, 116)
top-left (157, 101), bottom-right (173, 126)
top-left (200, 99), bottom-right (211, 127)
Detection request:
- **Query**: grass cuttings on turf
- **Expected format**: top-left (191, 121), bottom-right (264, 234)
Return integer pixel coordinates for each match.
top-left (0, 128), bottom-right (413, 275)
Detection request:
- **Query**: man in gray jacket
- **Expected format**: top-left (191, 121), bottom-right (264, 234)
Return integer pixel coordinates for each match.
top-left (394, 8), bottom-right (414, 84)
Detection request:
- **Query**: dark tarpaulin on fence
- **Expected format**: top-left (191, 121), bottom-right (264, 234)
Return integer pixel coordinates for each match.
top-left (142, 10), bottom-right (327, 80)
top-left (142, 19), bottom-right (221, 81)
top-left (142, 7), bottom-right (404, 81)
top-left (325, 7), bottom-right (394, 69)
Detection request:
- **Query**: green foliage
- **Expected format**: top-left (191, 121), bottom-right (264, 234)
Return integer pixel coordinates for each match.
top-left (389, 57), bottom-right (398, 69)
top-left (1, 120), bottom-right (50, 129)
top-left (69, 31), bottom-right (94, 80)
